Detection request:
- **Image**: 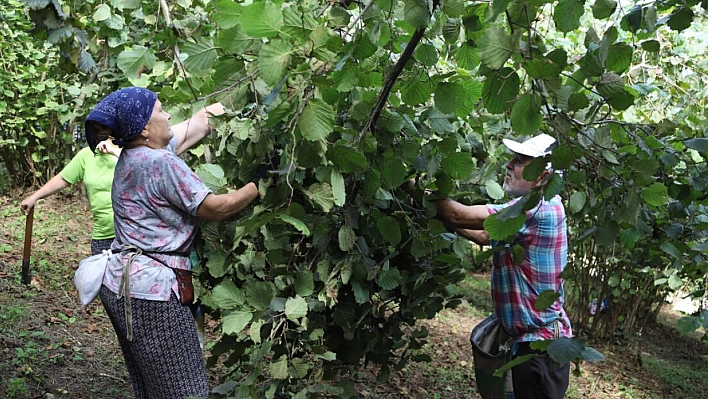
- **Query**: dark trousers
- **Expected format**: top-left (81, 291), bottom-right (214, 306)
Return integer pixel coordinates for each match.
top-left (511, 342), bottom-right (570, 399)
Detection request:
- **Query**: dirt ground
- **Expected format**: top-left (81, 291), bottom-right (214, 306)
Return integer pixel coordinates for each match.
top-left (1, 190), bottom-right (707, 399)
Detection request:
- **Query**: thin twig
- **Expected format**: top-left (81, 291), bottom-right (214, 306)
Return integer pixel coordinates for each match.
top-left (158, 0), bottom-right (198, 101)
top-left (344, 0), bottom-right (377, 36)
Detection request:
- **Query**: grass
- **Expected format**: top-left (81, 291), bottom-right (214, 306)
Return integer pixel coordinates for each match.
top-left (0, 301), bottom-right (52, 397)
top-left (642, 355), bottom-right (708, 398)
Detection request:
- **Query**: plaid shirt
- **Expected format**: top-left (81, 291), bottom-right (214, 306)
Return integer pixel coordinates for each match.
top-left (486, 195), bottom-right (572, 342)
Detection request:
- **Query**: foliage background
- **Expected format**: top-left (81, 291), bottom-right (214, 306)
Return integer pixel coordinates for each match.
top-left (3, 0), bottom-right (708, 397)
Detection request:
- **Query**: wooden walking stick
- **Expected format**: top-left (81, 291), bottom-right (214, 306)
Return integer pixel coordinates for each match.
top-left (21, 207), bottom-right (34, 285)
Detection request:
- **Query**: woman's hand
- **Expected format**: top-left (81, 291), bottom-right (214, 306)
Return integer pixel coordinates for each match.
top-left (96, 140), bottom-right (121, 158)
top-left (20, 196), bottom-right (37, 215)
top-left (205, 102), bottom-right (225, 117)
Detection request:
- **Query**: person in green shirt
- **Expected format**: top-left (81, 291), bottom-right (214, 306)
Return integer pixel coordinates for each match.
top-left (20, 138), bottom-right (120, 255)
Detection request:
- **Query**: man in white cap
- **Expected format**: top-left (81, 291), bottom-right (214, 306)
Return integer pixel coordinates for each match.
top-left (437, 133), bottom-right (572, 399)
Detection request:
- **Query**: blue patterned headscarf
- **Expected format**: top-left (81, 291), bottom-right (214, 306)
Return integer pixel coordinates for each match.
top-left (85, 87), bottom-right (157, 151)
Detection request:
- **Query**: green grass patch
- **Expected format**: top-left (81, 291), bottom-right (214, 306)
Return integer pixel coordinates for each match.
top-left (642, 355), bottom-right (708, 399)
top-left (453, 273), bottom-right (494, 317)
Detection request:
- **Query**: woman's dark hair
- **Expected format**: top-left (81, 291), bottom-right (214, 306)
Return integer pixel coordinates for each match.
top-left (85, 121), bottom-right (116, 152)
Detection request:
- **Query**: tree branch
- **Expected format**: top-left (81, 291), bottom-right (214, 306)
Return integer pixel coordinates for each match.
top-left (158, 0), bottom-right (198, 101)
top-left (361, 27), bottom-right (426, 137)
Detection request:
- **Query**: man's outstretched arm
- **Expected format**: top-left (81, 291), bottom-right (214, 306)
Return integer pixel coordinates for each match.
top-left (436, 199), bottom-right (490, 230)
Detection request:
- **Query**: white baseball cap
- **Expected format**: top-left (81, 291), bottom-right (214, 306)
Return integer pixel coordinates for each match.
top-left (502, 133), bottom-right (556, 158)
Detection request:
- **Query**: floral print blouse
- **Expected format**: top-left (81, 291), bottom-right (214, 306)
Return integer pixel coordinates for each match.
top-left (105, 138), bottom-right (211, 301)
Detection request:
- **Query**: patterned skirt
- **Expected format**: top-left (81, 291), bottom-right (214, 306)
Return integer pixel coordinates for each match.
top-left (99, 285), bottom-right (208, 399)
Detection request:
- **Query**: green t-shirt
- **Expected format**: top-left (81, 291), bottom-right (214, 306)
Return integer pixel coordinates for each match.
top-left (59, 147), bottom-right (117, 240)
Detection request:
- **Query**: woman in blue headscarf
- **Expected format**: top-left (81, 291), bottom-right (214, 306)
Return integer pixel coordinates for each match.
top-left (84, 87), bottom-right (264, 399)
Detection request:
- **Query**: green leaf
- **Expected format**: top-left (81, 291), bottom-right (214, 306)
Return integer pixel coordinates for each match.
top-left (222, 310), bottom-right (253, 335)
top-left (511, 244), bottom-right (525, 265)
top-left (591, 0), bottom-right (616, 19)
top-left (595, 221), bottom-right (620, 246)
top-left (606, 90), bottom-right (635, 111)
top-left (685, 138), bottom-right (708, 152)
top-left (402, 80), bottom-right (433, 106)
top-left (435, 82), bottom-right (467, 114)
top-left (606, 43), bottom-right (633, 73)
top-left (565, 91), bottom-right (587, 111)
top-left (490, 0), bottom-right (513, 24)
top-left (641, 183), bottom-right (667, 207)
top-left (278, 214), bottom-right (311, 236)
top-left (523, 59), bottom-right (561, 79)
top-left (569, 192), bottom-right (586, 214)
top-left (195, 163), bottom-right (226, 192)
top-left (440, 152), bottom-right (476, 180)
top-left (580, 346), bottom-right (605, 362)
top-left (477, 27), bottom-right (514, 70)
top-left (213, 0), bottom-right (242, 29)
top-left (596, 73), bottom-right (624, 98)
top-left (378, 268), bottom-right (402, 290)
top-left (668, 274), bottom-right (683, 290)
top-left (493, 353), bottom-right (535, 376)
top-left (547, 337), bottom-right (584, 364)
top-left (93, 4), bottom-right (111, 21)
top-left (667, 7), bottom-right (693, 32)
top-left (426, 108), bottom-right (455, 133)
top-left (285, 296), bottom-right (309, 321)
top-left (212, 280), bottom-right (245, 310)
top-left (485, 180), bottom-right (505, 200)
top-left (245, 281), bottom-right (274, 311)
top-left (404, 0), bottom-right (430, 29)
top-left (338, 225), bottom-right (356, 252)
top-left (117, 46), bottom-right (156, 78)
top-left (623, 5), bottom-right (643, 33)
top-left (455, 44), bottom-right (480, 70)
top-left (660, 242), bottom-right (681, 260)
top-left (580, 43), bottom-right (607, 78)
top-left (535, 290), bottom-right (561, 311)
top-left (289, 358), bottom-right (310, 379)
top-left (523, 158), bottom-right (546, 182)
top-left (676, 316), bottom-right (702, 336)
top-left (382, 158), bottom-right (408, 188)
top-left (206, 251), bottom-right (228, 278)
top-left (331, 170), bottom-right (346, 206)
top-left (258, 40), bottom-right (292, 85)
top-left (484, 212), bottom-right (526, 241)
top-left (329, 146), bottom-right (368, 172)
top-left (544, 174), bottom-right (564, 200)
top-left (414, 44), bottom-right (438, 67)
top-left (351, 280), bottom-right (370, 304)
top-left (270, 356), bottom-right (289, 379)
top-left (376, 216), bottom-right (401, 245)
top-left (640, 40), bottom-right (660, 52)
top-left (182, 38), bottom-right (218, 74)
top-left (443, 0), bottom-right (465, 17)
top-left (511, 93), bottom-right (542, 135)
top-left (299, 99), bottom-right (335, 141)
top-left (218, 26), bottom-right (258, 54)
top-left (554, 0), bottom-right (585, 32)
top-left (483, 68), bottom-right (520, 114)
top-left (442, 18), bottom-right (461, 43)
top-left (303, 183), bottom-right (335, 212)
top-left (241, 1), bottom-right (283, 37)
